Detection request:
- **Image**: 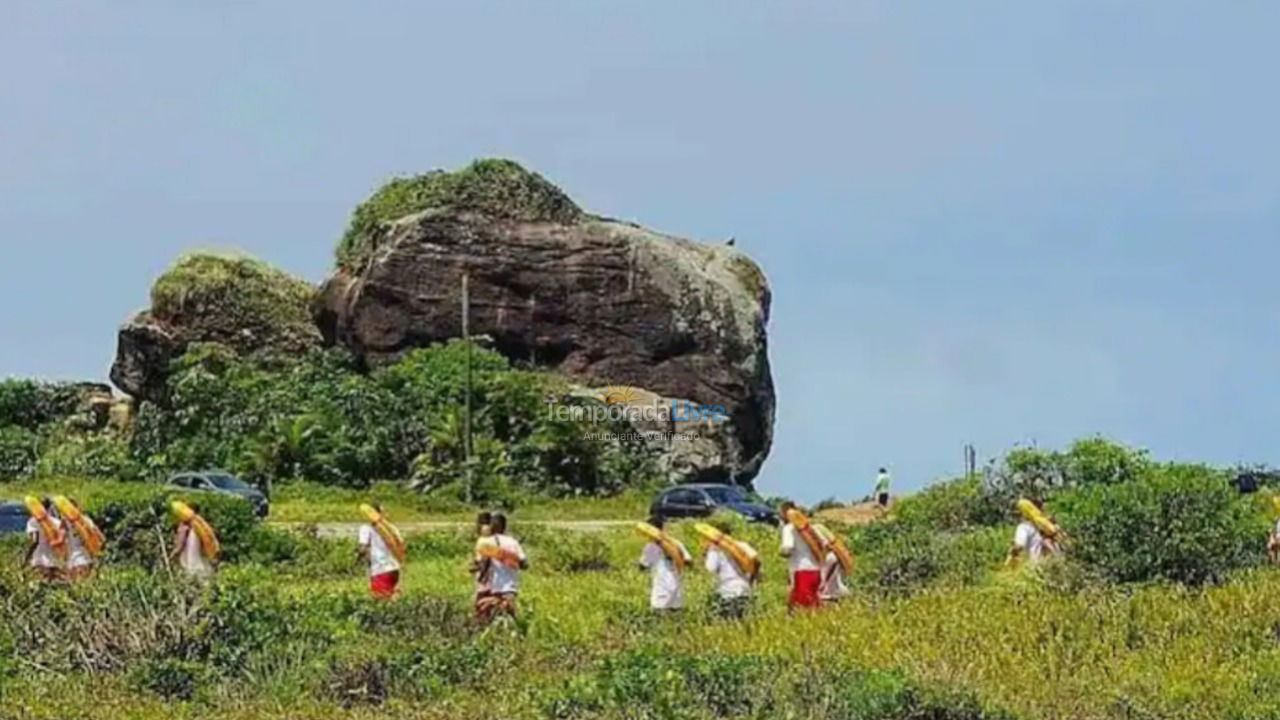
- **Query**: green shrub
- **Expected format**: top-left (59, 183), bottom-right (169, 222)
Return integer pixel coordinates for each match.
top-left (538, 531), bottom-right (612, 573)
top-left (0, 379), bottom-right (86, 430)
top-left (1052, 463), bottom-right (1266, 585)
top-left (894, 476), bottom-right (1005, 531)
top-left (35, 431), bottom-right (143, 481)
top-left (983, 438), bottom-right (1151, 510)
top-left (131, 341), bottom-right (659, 498)
top-left (0, 425), bottom-right (38, 479)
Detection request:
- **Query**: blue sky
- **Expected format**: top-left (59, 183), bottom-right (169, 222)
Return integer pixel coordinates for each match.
top-left (2, 2), bottom-right (1278, 501)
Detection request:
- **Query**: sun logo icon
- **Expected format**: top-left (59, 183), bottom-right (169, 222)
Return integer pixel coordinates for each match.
top-left (599, 385), bottom-right (638, 406)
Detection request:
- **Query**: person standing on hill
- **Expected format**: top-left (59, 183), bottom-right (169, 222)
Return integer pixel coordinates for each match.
top-left (874, 468), bottom-right (892, 507)
top-left (778, 502), bottom-right (825, 610)
top-left (24, 497), bottom-right (64, 583)
top-left (638, 515), bottom-right (693, 612)
top-left (474, 513), bottom-right (528, 623)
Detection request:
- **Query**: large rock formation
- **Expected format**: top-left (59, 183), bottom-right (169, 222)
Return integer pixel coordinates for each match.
top-left (316, 160), bottom-right (774, 482)
top-left (110, 253), bottom-right (321, 402)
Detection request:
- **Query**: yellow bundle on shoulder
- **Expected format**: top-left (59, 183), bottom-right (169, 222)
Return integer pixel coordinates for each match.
top-left (52, 495), bottom-right (105, 557)
top-left (171, 500), bottom-right (220, 560)
top-left (813, 523), bottom-right (854, 575)
top-left (694, 522), bottom-right (760, 579)
top-left (23, 496), bottom-right (67, 560)
top-left (1016, 498), bottom-right (1061, 540)
top-left (635, 522), bottom-right (687, 573)
top-left (360, 504), bottom-right (407, 564)
top-left (784, 508), bottom-right (828, 561)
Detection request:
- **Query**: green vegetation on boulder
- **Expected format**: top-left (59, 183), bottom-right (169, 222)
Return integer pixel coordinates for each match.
top-left (337, 158), bottom-right (583, 271)
top-left (150, 252), bottom-right (319, 353)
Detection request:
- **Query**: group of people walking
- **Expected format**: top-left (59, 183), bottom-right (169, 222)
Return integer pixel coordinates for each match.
top-left (22, 486), bottom-right (1076, 624)
top-left (21, 495), bottom-right (218, 582)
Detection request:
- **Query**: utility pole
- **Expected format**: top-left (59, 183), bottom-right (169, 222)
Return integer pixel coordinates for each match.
top-left (462, 271), bottom-right (474, 504)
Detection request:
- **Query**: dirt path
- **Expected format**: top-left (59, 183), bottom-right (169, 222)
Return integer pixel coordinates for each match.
top-left (269, 519), bottom-right (633, 537)
top-left (814, 500), bottom-right (891, 527)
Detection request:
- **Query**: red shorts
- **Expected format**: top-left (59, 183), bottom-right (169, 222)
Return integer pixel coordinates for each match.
top-left (789, 569), bottom-right (822, 609)
top-left (370, 570), bottom-right (400, 598)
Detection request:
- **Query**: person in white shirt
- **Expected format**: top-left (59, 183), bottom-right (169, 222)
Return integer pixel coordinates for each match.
top-left (703, 520), bottom-right (756, 619)
top-left (357, 504), bottom-right (402, 598)
top-left (62, 497), bottom-right (96, 580)
top-left (171, 502), bottom-right (216, 581)
top-left (638, 516), bottom-right (693, 612)
top-left (24, 498), bottom-right (64, 582)
top-left (814, 524), bottom-right (849, 603)
top-left (778, 502), bottom-right (824, 610)
top-left (1007, 498), bottom-right (1057, 567)
top-left (474, 513), bottom-right (528, 623)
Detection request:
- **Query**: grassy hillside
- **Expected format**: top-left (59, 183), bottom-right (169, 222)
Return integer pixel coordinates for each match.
top-left (5, 440), bottom-right (1280, 718)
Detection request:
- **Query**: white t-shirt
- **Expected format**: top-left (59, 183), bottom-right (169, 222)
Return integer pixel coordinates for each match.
top-left (820, 551), bottom-right (849, 600)
top-left (640, 540), bottom-right (692, 610)
top-left (1013, 521), bottom-right (1045, 562)
top-left (26, 517), bottom-right (62, 569)
top-left (705, 546), bottom-right (752, 600)
top-left (65, 526), bottom-right (94, 569)
top-left (180, 525), bottom-right (214, 579)
top-left (780, 523), bottom-right (821, 573)
top-left (358, 523), bottom-right (402, 577)
top-left (476, 534), bottom-right (527, 595)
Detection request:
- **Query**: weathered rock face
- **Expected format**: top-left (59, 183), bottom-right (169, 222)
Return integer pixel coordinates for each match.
top-left (316, 208), bottom-right (775, 483)
top-left (110, 253), bottom-right (321, 402)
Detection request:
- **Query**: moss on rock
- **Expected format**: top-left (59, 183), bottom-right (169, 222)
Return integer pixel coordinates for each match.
top-left (150, 252), bottom-right (320, 354)
top-left (337, 158), bottom-right (583, 271)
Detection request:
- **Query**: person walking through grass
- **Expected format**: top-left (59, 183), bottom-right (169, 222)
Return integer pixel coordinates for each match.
top-left (24, 497), bottom-right (64, 583)
top-left (779, 502), bottom-right (825, 610)
top-left (171, 501), bottom-right (218, 581)
top-left (59, 496), bottom-right (101, 581)
top-left (814, 523), bottom-right (850, 603)
top-left (1006, 498), bottom-right (1058, 567)
top-left (357, 503), bottom-right (404, 598)
top-left (638, 515), bottom-right (692, 613)
top-left (474, 513), bottom-right (528, 624)
top-left (702, 519), bottom-right (758, 619)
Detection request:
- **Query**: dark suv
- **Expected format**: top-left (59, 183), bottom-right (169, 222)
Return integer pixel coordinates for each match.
top-left (650, 484), bottom-right (778, 524)
top-left (165, 471), bottom-right (269, 517)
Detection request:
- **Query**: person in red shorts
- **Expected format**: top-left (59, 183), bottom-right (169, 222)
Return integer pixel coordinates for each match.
top-left (357, 504), bottom-right (401, 598)
top-left (778, 502), bottom-right (824, 610)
